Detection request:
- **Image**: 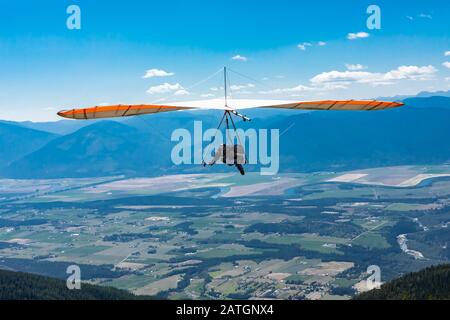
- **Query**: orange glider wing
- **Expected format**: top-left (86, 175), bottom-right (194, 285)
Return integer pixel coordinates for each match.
top-left (57, 104), bottom-right (194, 120)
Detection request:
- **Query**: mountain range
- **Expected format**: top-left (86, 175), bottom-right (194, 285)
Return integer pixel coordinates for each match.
top-left (0, 121), bottom-right (57, 167)
top-left (376, 89), bottom-right (450, 101)
top-left (1, 93), bottom-right (450, 178)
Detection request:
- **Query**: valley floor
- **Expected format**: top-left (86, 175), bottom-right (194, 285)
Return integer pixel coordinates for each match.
top-left (1, 165), bottom-right (449, 299)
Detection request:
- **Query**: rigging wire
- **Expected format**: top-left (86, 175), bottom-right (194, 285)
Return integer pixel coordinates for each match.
top-left (150, 67), bottom-right (224, 104)
top-left (224, 68), bottom-right (246, 159)
top-left (202, 111), bottom-right (228, 165)
top-left (139, 68), bottom-right (225, 144)
top-left (142, 67), bottom-right (257, 164)
top-left (226, 68), bottom-right (234, 100)
top-left (227, 67), bottom-right (278, 91)
top-left (186, 68), bottom-right (224, 91)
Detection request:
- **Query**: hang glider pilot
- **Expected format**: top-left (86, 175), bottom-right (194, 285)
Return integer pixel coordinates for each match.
top-left (206, 144), bottom-right (246, 176)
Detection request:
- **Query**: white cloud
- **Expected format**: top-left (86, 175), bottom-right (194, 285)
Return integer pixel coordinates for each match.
top-left (347, 32), bottom-right (370, 40)
top-left (146, 83), bottom-right (184, 94)
top-left (311, 70), bottom-right (376, 86)
top-left (310, 65), bottom-right (437, 87)
top-left (230, 83), bottom-right (255, 91)
top-left (445, 51), bottom-right (450, 57)
top-left (297, 41), bottom-right (326, 51)
top-left (260, 82), bottom-right (348, 95)
top-left (174, 89), bottom-right (190, 96)
top-left (345, 63), bottom-right (367, 71)
top-left (258, 65), bottom-right (438, 97)
top-left (419, 13), bottom-right (432, 19)
top-left (260, 84), bottom-right (315, 95)
top-left (200, 93), bottom-right (215, 98)
top-left (297, 42), bottom-right (312, 51)
top-left (443, 62), bottom-right (450, 69)
top-left (383, 65), bottom-right (437, 81)
top-left (231, 55), bottom-right (248, 62)
top-left (407, 14), bottom-right (433, 21)
top-left (142, 68), bottom-right (175, 79)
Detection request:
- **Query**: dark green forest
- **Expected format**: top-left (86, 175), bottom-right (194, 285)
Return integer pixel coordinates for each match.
top-left (355, 264), bottom-right (450, 300)
top-left (0, 269), bottom-right (151, 300)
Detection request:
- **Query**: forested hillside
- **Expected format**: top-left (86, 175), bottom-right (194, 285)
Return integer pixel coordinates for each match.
top-left (0, 269), bottom-right (150, 300)
top-left (355, 264), bottom-right (450, 300)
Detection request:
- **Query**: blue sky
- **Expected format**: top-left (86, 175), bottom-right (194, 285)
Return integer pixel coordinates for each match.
top-left (0, 0), bottom-right (449, 121)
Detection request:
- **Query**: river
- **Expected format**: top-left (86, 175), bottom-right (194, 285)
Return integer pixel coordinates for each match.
top-left (397, 234), bottom-right (425, 260)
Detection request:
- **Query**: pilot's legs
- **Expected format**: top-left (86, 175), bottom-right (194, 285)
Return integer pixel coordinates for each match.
top-left (235, 164), bottom-right (245, 176)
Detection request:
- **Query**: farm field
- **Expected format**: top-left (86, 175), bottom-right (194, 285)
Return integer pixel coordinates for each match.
top-left (1, 165), bottom-right (450, 299)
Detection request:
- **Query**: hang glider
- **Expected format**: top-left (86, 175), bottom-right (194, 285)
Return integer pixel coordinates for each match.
top-left (56, 67), bottom-right (404, 175)
top-left (57, 98), bottom-right (404, 120)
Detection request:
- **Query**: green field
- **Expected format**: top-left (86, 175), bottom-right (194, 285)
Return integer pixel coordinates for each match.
top-left (1, 167), bottom-right (449, 300)
top-left (352, 232), bottom-right (390, 249)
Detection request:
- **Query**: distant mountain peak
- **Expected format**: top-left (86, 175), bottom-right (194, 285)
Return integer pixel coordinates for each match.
top-left (376, 90), bottom-right (450, 102)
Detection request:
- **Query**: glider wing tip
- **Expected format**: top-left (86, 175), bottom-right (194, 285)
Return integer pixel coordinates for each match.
top-left (57, 110), bottom-right (73, 119)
